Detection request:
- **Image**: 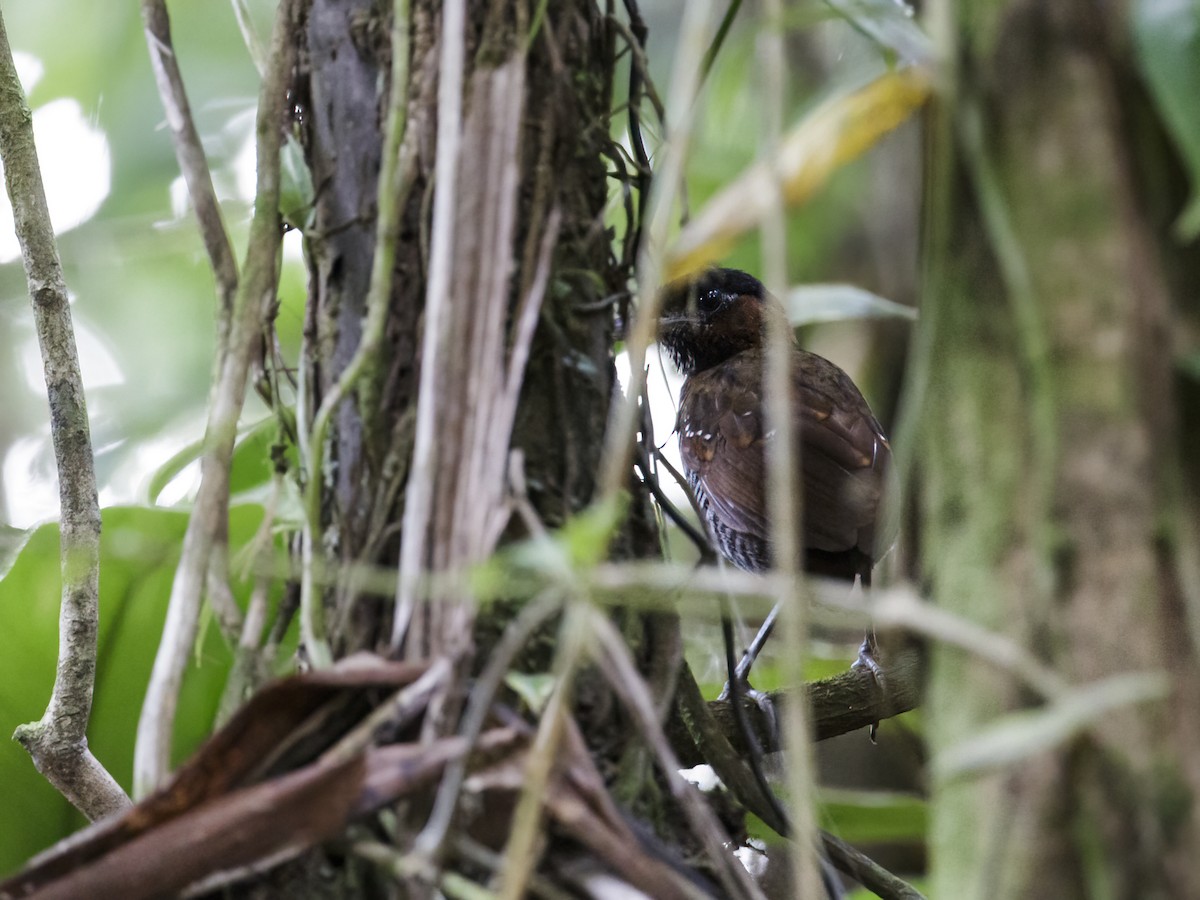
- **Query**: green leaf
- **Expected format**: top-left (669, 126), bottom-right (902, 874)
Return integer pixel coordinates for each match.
top-left (786, 283), bottom-right (918, 326)
top-left (0, 504), bottom-right (264, 871)
top-left (558, 493), bottom-right (630, 569)
top-left (1132, 0), bottom-right (1200, 240)
top-left (145, 435), bottom-right (205, 505)
top-left (507, 493), bottom-right (631, 581)
top-left (746, 811), bottom-right (789, 846)
top-left (504, 671), bottom-right (557, 715)
top-left (279, 135), bottom-right (315, 231)
top-left (145, 418), bottom-right (278, 505)
top-left (818, 788), bottom-right (928, 843)
top-left (0, 524), bottom-right (32, 582)
top-left (229, 418), bottom-right (282, 498)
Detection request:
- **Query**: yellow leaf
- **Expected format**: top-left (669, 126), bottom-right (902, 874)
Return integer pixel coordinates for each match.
top-left (665, 66), bottom-right (933, 281)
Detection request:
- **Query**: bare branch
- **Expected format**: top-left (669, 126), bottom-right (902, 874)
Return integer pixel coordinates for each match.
top-left (822, 831), bottom-right (927, 900)
top-left (595, 0), bottom-right (715, 504)
top-left (590, 610), bottom-right (768, 900)
top-left (0, 11), bottom-right (129, 820)
top-left (392, 0), bottom-right (467, 650)
top-left (141, 0), bottom-right (239, 316)
top-left (133, 0), bottom-right (297, 798)
top-left (668, 647), bottom-right (924, 768)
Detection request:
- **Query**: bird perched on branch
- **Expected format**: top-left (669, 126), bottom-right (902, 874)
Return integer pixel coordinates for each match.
top-left (657, 267), bottom-right (897, 679)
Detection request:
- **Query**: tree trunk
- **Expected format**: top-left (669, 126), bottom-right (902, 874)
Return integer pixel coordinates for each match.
top-left (923, 1), bottom-right (1200, 896)
top-left (300, 0), bottom-right (634, 649)
top-left (280, 1), bottom-right (662, 892)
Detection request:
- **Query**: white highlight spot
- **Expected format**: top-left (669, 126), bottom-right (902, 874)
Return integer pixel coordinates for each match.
top-left (0, 98), bottom-right (112, 263)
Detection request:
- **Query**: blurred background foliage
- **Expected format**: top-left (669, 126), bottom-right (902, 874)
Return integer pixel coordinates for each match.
top-left (1, 0), bottom-right (1197, 890)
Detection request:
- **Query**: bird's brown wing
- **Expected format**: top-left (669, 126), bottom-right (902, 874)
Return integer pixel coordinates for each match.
top-left (677, 350), bottom-right (894, 566)
top-left (792, 350), bottom-right (894, 559)
top-left (678, 360), bottom-right (771, 548)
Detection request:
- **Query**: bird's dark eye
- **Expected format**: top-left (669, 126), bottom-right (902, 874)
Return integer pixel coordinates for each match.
top-left (699, 289), bottom-right (727, 312)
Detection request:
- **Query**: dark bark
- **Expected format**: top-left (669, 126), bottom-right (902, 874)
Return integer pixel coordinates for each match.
top-left (292, 0), bottom-right (661, 887)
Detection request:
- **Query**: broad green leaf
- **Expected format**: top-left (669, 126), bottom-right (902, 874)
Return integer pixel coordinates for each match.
top-left (558, 493), bottom-right (630, 569)
top-left (279, 136), bottom-right (315, 231)
top-left (0, 524), bottom-right (31, 582)
top-left (818, 788), bottom-right (928, 843)
top-left (1132, 0), bottom-right (1200, 239)
top-left (229, 418), bottom-right (283, 498)
top-left (145, 436), bottom-right (206, 506)
top-left (506, 492), bottom-right (631, 580)
top-left (145, 418), bottom-right (278, 505)
top-left (0, 504), bottom-right (263, 871)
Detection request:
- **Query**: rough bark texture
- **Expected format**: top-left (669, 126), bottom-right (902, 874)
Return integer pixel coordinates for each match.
top-left (283, 2), bottom-right (685, 892)
top-left (924, 1), bottom-right (1200, 896)
top-left (298, 0), bottom-right (638, 648)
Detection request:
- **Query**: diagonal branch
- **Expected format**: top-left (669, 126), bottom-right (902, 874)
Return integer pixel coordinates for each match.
top-left (0, 13), bottom-right (130, 820)
top-left (133, 0), bottom-right (298, 798)
top-left (141, 0), bottom-right (239, 318)
top-left (668, 647), bottom-right (923, 769)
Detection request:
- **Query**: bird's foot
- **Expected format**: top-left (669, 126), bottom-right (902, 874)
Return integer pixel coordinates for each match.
top-left (851, 633), bottom-right (885, 743)
top-left (719, 675), bottom-right (780, 750)
top-left (851, 635), bottom-right (885, 684)
top-left (745, 686), bottom-right (779, 748)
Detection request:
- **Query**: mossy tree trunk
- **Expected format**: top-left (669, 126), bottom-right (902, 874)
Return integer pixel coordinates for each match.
top-left (922, 1), bottom-right (1200, 896)
top-left (299, 1), bottom-right (635, 648)
top-left (286, 1), bottom-right (663, 892)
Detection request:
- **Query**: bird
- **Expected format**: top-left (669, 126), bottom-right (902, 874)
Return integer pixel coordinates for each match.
top-left (657, 267), bottom-right (897, 685)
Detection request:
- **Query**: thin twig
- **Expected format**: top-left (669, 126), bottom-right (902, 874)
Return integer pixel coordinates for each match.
top-left (699, 0), bottom-right (743, 86)
top-left (141, 0), bottom-right (239, 323)
top-left (755, 0), bottom-right (822, 892)
top-left (588, 609), bottom-right (768, 900)
top-left (721, 610), bottom-right (791, 830)
top-left (635, 444), bottom-right (712, 557)
top-left (596, 0), bottom-right (716, 505)
top-left (229, 0), bottom-right (268, 74)
top-left (393, 0), bottom-right (467, 651)
top-left (452, 835), bottom-right (576, 900)
top-left (321, 657), bottom-right (451, 763)
top-left (615, 2), bottom-right (651, 239)
top-left (497, 601), bottom-right (590, 900)
top-left (133, 0), bottom-right (296, 798)
top-left (672, 659), bottom-right (789, 833)
top-left (821, 831), bottom-right (927, 900)
top-left (415, 591), bottom-right (564, 860)
top-left (205, 540), bottom-right (245, 640)
top-left (0, 11), bottom-right (129, 821)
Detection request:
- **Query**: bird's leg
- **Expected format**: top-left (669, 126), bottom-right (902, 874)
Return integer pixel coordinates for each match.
top-left (851, 627), bottom-right (885, 683)
top-left (718, 602), bottom-right (780, 708)
top-left (849, 574), bottom-right (885, 742)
